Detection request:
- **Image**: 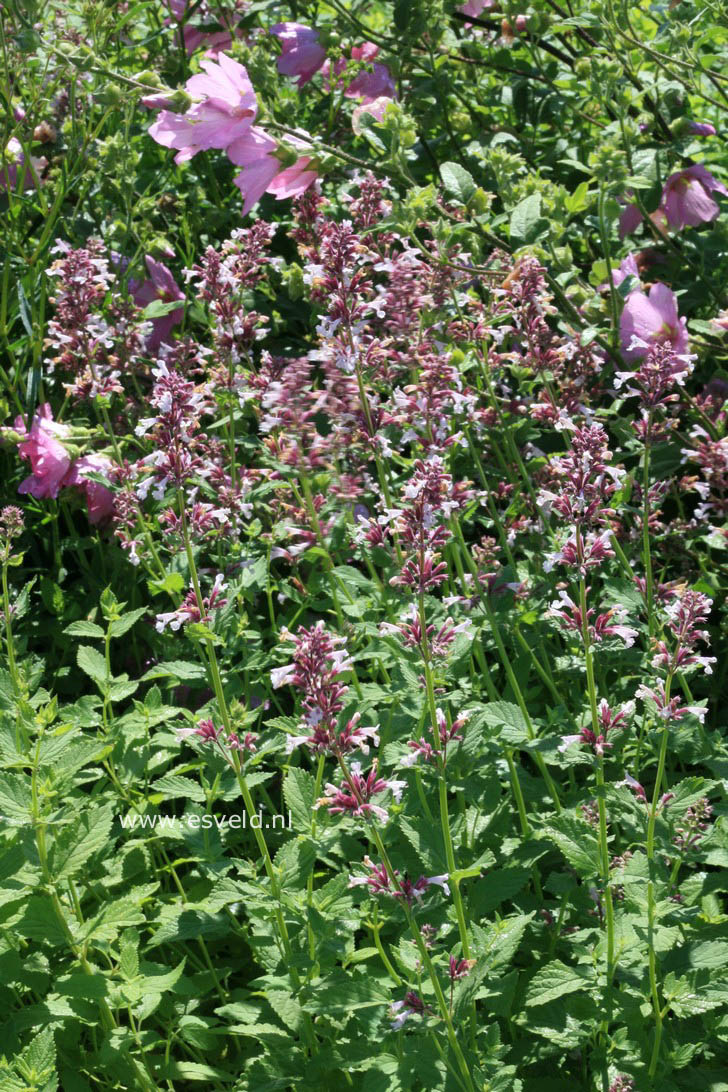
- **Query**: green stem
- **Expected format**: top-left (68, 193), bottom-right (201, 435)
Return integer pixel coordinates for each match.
top-left (646, 674), bottom-right (673, 1080)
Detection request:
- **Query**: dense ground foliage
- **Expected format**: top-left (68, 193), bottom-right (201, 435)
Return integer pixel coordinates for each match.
top-left (1, 1), bottom-right (728, 1089)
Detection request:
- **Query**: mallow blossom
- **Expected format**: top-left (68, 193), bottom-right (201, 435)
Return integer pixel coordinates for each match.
top-left (619, 283), bottom-right (688, 361)
top-left (147, 53), bottom-right (257, 162)
top-left (131, 256), bottom-right (185, 350)
top-left (146, 53), bottom-right (319, 214)
top-left (619, 162), bottom-right (726, 236)
top-left (228, 129), bottom-right (317, 215)
top-left (660, 164), bottom-right (727, 229)
top-left (322, 43), bottom-right (396, 105)
top-left (270, 23), bottom-right (327, 87)
top-left (11, 405), bottom-right (115, 524)
top-left (15, 404), bottom-right (73, 499)
top-left (66, 455), bottom-right (115, 525)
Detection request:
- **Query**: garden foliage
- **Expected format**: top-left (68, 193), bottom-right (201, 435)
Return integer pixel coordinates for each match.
top-left (1, 1), bottom-right (728, 1089)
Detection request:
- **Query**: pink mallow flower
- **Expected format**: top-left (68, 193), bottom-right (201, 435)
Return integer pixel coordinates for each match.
top-left (147, 53), bottom-right (257, 163)
top-left (66, 454), bottom-right (115, 525)
top-left (600, 252), bottom-right (639, 292)
top-left (132, 257), bottom-right (185, 350)
top-left (228, 128), bottom-right (318, 215)
top-left (345, 44), bottom-right (396, 104)
top-left (660, 164), bottom-right (727, 229)
top-left (620, 283), bottom-right (688, 361)
top-left (271, 23), bottom-right (327, 87)
top-left (15, 404), bottom-right (73, 499)
top-left (323, 43), bottom-right (396, 105)
top-left (458, 0), bottom-right (496, 18)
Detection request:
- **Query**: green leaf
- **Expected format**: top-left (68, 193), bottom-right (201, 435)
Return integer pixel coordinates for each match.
top-left (480, 701), bottom-right (530, 745)
top-left (283, 767), bottom-right (315, 833)
top-left (303, 970), bottom-right (390, 1013)
top-left (509, 193), bottom-right (547, 245)
top-left (138, 957), bottom-right (186, 993)
top-left (0, 773), bottom-right (33, 822)
top-left (471, 866), bottom-right (530, 915)
top-left (22, 1026), bottom-right (57, 1087)
top-left (541, 815), bottom-right (600, 876)
top-left (141, 298), bottom-right (183, 319)
top-left (151, 774), bottom-right (206, 802)
top-left (119, 930), bottom-right (139, 981)
top-left (140, 660), bottom-right (206, 682)
top-left (17, 896), bottom-right (69, 947)
top-left (109, 608), bottom-right (146, 639)
top-left (564, 180), bottom-right (591, 215)
top-left (64, 621), bottom-right (105, 639)
top-left (274, 837), bottom-right (316, 890)
top-left (76, 645), bottom-right (108, 688)
top-left (51, 806), bottom-right (114, 880)
top-left (525, 959), bottom-right (591, 1006)
top-left (440, 161), bottom-right (477, 204)
top-left (399, 817), bottom-right (447, 873)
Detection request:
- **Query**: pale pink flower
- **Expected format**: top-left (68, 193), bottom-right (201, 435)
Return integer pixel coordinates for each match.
top-left (661, 164), bottom-right (727, 229)
top-left (148, 53), bottom-right (257, 162)
top-left (228, 129), bottom-right (318, 215)
top-left (15, 404), bottom-right (73, 499)
top-left (620, 283), bottom-right (688, 361)
top-left (618, 198), bottom-right (643, 240)
top-left (183, 27), bottom-right (234, 57)
top-left (228, 127), bottom-right (281, 213)
top-left (351, 95), bottom-right (391, 134)
top-left (345, 44), bottom-right (396, 104)
top-left (458, 0), bottom-right (496, 17)
top-left (132, 257), bottom-right (185, 350)
top-left (271, 23), bottom-right (327, 87)
top-left (66, 454), bottom-right (115, 525)
top-left (322, 43), bottom-right (396, 105)
top-left (267, 156), bottom-right (318, 200)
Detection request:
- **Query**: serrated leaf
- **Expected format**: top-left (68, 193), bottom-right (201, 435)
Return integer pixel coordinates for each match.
top-left (303, 969), bottom-right (390, 1013)
top-left (509, 193), bottom-right (547, 245)
top-left (440, 161), bottom-right (477, 204)
top-left (64, 621), bottom-right (105, 639)
top-left (76, 645), bottom-right (108, 688)
top-left (525, 959), bottom-right (591, 1006)
top-left (0, 773), bottom-right (33, 821)
top-left (16, 896), bottom-right (68, 946)
top-left (542, 815), bottom-right (600, 876)
top-left (480, 701), bottom-right (530, 745)
top-left (151, 774), bottom-right (206, 802)
top-left (140, 660), bottom-right (206, 682)
top-left (283, 767), bottom-right (315, 833)
top-left (139, 957), bottom-right (186, 993)
top-left (399, 817), bottom-right (447, 873)
top-left (119, 930), bottom-right (139, 980)
top-left (109, 608), bottom-right (146, 639)
top-left (471, 866), bottom-right (530, 915)
top-left (274, 837), bottom-right (316, 889)
top-left (23, 1026), bottom-right (56, 1082)
top-left (51, 806), bottom-right (114, 880)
